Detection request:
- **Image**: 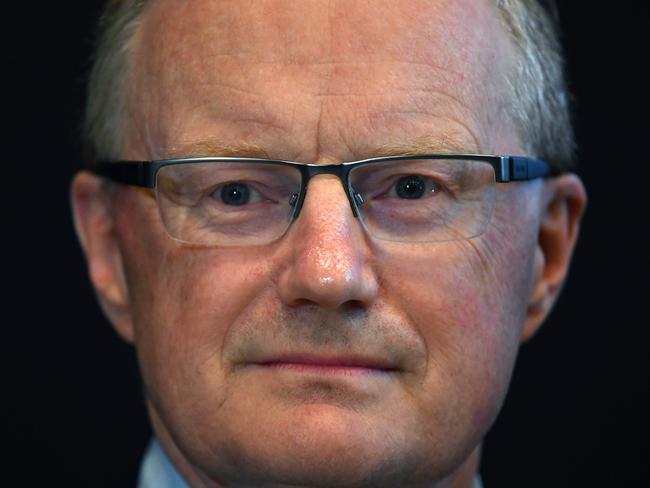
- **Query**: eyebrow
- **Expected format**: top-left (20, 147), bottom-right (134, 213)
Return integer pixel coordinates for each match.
top-left (368, 138), bottom-right (481, 158)
top-left (162, 141), bottom-right (271, 159)
top-left (160, 137), bottom-right (480, 161)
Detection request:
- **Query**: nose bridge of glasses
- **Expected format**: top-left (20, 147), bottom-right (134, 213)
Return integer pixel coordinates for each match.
top-left (292, 164), bottom-right (360, 220)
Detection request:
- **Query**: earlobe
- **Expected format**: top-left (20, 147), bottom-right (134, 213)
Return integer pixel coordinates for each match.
top-left (70, 171), bottom-right (135, 343)
top-left (521, 174), bottom-right (587, 342)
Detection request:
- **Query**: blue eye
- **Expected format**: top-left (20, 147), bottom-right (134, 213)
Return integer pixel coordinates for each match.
top-left (394, 175), bottom-right (426, 199)
top-left (219, 182), bottom-right (253, 206)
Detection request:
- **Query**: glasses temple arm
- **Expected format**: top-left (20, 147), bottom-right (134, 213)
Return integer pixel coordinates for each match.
top-left (89, 160), bottom-right (156, 188)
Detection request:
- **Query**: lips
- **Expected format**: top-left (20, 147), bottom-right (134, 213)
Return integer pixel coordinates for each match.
top-left (252, 354), bottom-right (398, 371)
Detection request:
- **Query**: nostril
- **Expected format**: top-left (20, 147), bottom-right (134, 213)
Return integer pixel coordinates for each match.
top-left (342, 299), bottom-right (369, 313)
top-left (289, 298), bottom-right (318, 308)
top-left (286, 297), bottom-right (370, 311)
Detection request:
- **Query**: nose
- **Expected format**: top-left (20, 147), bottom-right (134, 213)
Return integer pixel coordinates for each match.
top-left (277, 176), bottom-right (379, 309)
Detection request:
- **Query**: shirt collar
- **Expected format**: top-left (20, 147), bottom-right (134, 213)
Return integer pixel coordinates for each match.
top-left (138, 438), bottom-right (189, 488)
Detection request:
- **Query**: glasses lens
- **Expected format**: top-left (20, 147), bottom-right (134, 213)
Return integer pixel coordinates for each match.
top-left (155, 161), bottom-right (302, 245)
top-left (349, 158), bottom-right (496, 242)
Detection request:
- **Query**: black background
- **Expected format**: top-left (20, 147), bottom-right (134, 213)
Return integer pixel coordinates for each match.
top-left (8, 2), bottom-right (649, 486)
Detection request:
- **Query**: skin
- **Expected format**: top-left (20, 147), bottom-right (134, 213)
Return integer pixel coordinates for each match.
top-left (72, 0), bottom-right (586, 487)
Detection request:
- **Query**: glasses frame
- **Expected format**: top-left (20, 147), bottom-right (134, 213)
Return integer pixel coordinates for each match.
top-left (91, 154), bottom-right (552, 222)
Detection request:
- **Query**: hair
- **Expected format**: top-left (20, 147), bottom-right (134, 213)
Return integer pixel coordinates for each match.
top-left (495, 0), bottom-right (575, 169)
top-left (83, 0), bottom-right (147, 164)
top-left (82, 0), bottom-right (575, 170)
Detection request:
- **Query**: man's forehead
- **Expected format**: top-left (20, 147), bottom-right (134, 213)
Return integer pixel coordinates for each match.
top-left (129, 0), bottom-right (515, 161)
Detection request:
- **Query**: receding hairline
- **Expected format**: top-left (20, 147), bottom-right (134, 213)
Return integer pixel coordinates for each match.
top-left (82, 0), bottom-right (566, 171)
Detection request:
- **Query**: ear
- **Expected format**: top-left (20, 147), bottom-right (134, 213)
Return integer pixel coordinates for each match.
top-left (521, 173), bottom-right (587, 342)
top-left (70, 171), bottom-right (135, 343)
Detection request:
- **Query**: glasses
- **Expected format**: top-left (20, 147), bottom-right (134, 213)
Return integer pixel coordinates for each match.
top-left (90, 154), bottom-right (552, 246)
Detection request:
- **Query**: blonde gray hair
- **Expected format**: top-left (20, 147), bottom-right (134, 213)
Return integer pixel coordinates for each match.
top-left (83, 0), bottom-right (574, 169)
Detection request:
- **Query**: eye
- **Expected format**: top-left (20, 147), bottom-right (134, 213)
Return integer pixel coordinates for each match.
top-left (386, 175), bottom-right (437, 199)
top-left (213, 182), bottom-right (262, 206)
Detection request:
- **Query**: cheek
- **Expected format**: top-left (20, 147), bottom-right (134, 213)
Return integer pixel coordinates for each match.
top-left (113, 190), bottom-right (273, 407)
top-left (377, 224), bottom-right (536, 432)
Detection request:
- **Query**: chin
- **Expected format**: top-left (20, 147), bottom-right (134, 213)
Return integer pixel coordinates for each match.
top-left (187, 414), bottom-right (475, 488)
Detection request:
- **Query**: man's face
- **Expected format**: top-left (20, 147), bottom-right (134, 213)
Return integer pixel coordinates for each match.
top-left (103, 0), bottom-right (547, 485)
